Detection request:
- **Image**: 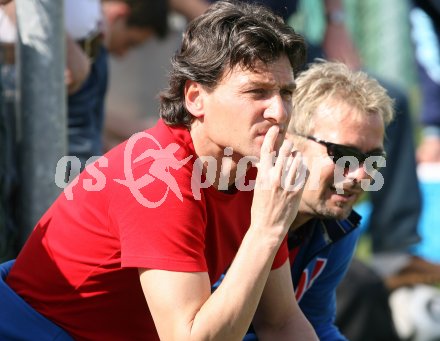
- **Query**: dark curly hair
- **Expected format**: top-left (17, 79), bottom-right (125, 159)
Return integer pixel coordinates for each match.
top-left (159, 0), bottom-right (306, 127)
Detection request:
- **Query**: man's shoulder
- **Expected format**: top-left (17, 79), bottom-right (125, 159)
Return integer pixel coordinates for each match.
top-left (106, 120), bottom-right (194, 166)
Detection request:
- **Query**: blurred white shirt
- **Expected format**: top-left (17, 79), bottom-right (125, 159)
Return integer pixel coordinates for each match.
top-left (0, 8), bottom-right (16, 43)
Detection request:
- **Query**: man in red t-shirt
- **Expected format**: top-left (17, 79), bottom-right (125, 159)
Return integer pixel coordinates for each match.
top-left (3, 1), bottom-right (319, 340)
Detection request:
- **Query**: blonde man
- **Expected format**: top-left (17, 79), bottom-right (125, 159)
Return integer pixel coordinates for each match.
top-left (252, 61), bottom-right (393, 340)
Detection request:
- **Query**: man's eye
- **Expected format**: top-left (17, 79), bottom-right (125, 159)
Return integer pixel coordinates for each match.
top-left (249, 89), bottom-right (266, 95)
top-left (280, 89), bottom-right (293, 100)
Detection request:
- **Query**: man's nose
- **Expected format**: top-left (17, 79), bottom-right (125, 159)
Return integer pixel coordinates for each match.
top-left (346, 161), bottom-right (370, 182)
top-left (264, 95), bottom-right (289, 124)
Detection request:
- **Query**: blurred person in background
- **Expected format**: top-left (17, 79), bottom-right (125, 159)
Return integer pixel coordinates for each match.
top-left (0, 0), bottom-right (169, 259)
top-left (66, 0), bottom-right (168, 178)
top-left (411, 0), bottom-right (440, 164)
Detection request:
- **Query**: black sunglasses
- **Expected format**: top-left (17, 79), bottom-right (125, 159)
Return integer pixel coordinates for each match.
top-left (300, 135), bottom-right (386, 170)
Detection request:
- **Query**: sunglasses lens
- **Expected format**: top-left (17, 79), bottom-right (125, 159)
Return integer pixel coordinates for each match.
top-left (309, 136), bottom-right (386, 171)
top-left (335, 149), bottom-right (385, 170)
top-left (329, 145), bottom-right (364, 168)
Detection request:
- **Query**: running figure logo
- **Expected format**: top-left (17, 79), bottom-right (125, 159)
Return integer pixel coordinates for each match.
top-left (115, 132), bottom-right (193, 208)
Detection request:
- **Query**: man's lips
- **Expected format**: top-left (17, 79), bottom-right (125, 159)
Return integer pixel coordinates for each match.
top-left (257, 125), bottom-right (285, 136)
top-left (330, 185), bottom-right (362, 198)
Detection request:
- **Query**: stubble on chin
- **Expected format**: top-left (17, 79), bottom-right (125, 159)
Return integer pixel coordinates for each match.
top-left (313, 200), bottom-right (352, 221)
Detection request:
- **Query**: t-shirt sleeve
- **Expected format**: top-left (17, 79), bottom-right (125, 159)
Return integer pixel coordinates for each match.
top-left (109, 160), bottom-right (208, 272)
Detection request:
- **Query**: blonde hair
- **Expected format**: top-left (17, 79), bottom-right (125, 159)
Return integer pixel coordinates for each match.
top-left (288, 60), bottom-right (394, 137)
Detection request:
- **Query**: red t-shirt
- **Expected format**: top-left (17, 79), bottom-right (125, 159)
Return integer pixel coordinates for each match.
top-left (7, 120), bottom-right (288, 340)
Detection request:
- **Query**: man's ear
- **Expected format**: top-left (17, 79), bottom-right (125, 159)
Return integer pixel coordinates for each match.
top-left (104, 2), bottom-right (130, 24)
top-left (184, 80), bottom-right (205, 118)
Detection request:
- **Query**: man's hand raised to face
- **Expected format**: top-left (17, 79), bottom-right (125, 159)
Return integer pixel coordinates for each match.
top-left (251, 125), bottom-right (306, 244)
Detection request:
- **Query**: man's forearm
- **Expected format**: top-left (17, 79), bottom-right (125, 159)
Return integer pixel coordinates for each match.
top-left (65, 33), bottom-right (90, 94)
top-left (189, 227), bottom-right (282, 340)
top-left (140, 227), bottom-right (285, 341)
top-left (257, 316), bottom-right (318, 341)
top-left (253, 262), bottom-right (319, 341)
